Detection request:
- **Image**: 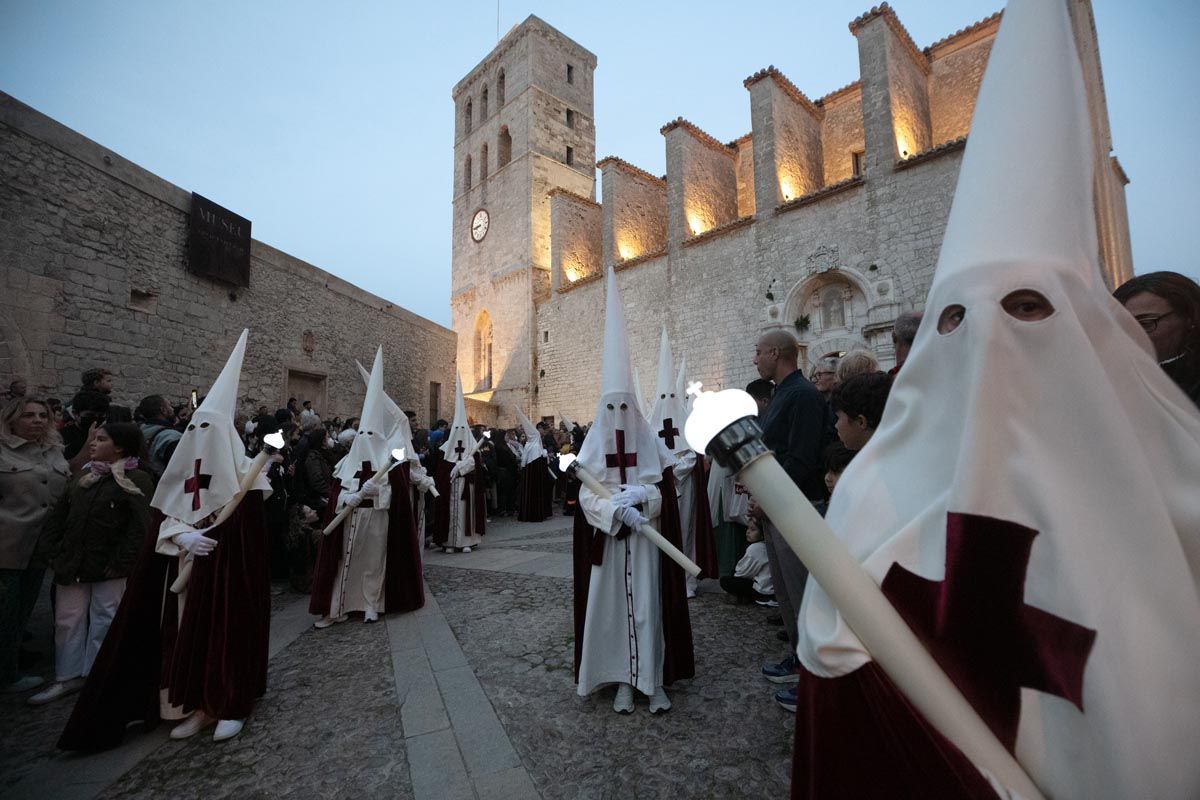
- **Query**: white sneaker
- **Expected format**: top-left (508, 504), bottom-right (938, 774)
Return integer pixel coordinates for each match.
top-left (170, 712), bottom-right (215, 739)
top-left (462, 546), bottom-right (472, 553)
top-left (27, 677), bottom-right (86, 705)
top-left (3, 675), bottom-right (45, 693)
top-left (313, 614), bottom-right (348, 629)
top-left (648, 686), bottom-right (671, 714)
top-left (686, 588), bottom-right (697, 599)
top-left (363, 609), bottom-right (379, 623)
top-left (213, 719), bottom-right (244, 741)
top-left (444, 547), bottom-right (454, 554)
top-left (612, 683), bottom-right (634, 714)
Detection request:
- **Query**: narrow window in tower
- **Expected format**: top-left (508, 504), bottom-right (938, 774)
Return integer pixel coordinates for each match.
top-left (481, 85), bottom-right (489, 119)
top-left (497, 69), bottom-right (506, 105)
top-left (566, 64), bottom-right (575, 84)
top-left (464, 154), bottom-right (472, 192)
top-left (480, 143), bottom-right (489, 180)
top-left (464, 99), bottom-right (472, 134)
top-left (566, 109), bottom-right (575, 129)
top-left (498, 125), bottom-right (512, 168)
top-left (852, 150), bottom-right (865, 178)
top-left (543, 331), bottom-right (549, 343)
top-left (565, 146), bottom-right (574, 166)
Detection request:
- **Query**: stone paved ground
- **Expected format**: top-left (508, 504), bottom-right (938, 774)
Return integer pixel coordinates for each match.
top-left (426, 564), bottom-right (795, 799)
top-left (101, 611), bottom-right (410, 800)
top-left (2, 519), bottom-right (796, 798)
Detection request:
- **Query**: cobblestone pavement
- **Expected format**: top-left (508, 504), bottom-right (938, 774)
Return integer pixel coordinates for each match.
top-left (101, 611), bottom-right (410, 800)
top-left (0, 584), bottom-right (68, 792)
top-left (425, 564), bottom-right (795, 800)
top-left (503, 541), bottom-right (574, 554)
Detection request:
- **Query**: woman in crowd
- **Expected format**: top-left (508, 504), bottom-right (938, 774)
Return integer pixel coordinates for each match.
top-left (835, 349), bottom-right (879, 384)
top-left (0, 397), bottom-right (70, 693)
top-left (29, 423), bottom-right (152, 705)
top-left (1114, 271), bottom-right (1200, 407)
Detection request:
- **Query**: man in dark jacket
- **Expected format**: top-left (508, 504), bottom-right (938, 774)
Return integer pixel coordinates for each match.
top-left (750, 330), bottom-right (836, 711)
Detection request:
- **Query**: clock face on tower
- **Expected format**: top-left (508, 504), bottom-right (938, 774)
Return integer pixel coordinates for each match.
top-left (470, 209), bottom-right (490, 243)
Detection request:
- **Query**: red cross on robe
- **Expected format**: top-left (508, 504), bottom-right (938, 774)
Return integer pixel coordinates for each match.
top-left (184, 458), bottom-right (212, 511)
top-left (353, 461), bottom-right (374, 489)
top-left (881, 511), bottom-right (1096, 751)
top-left (604, 429), bottom-right (637, 484)
top-left (657, 417), bottom-right (680, 450)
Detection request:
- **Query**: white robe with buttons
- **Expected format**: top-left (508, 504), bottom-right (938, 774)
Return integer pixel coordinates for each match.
top-left (576, 483), bottom-right (664, 697)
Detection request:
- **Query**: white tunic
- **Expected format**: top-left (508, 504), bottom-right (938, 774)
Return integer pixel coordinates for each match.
top-left (329, 481), bottom-right (392, 616)
top-left (445, 460), bottom-right (482, 550)
top-left (576, 483), bottom-right (664, 697)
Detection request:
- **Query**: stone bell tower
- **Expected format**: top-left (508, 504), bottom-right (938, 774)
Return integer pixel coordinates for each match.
top-left (449, 15), bottom-right (597, 424)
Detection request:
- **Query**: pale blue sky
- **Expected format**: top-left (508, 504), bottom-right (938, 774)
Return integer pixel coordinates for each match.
top-left (2, 0), bottom-right (1196, 327)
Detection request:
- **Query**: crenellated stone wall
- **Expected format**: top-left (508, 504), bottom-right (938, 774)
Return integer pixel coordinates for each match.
top-left (457, 4), bottom-right (1134, 427)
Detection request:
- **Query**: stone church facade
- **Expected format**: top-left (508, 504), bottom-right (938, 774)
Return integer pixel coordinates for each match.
top-left (451, 3), bottom-right (1132, 427)
top-left (1, 93), bottom-right (456, 423)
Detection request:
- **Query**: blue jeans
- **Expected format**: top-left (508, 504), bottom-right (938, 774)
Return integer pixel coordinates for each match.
top-left (0, 567), bottom-right (45, 685)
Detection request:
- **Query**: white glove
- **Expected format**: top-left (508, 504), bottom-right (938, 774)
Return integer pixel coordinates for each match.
top-left (342, 491), bottom-right (364, 509)
top-left (616, 505), bottom-right (648, 530)
top-left (450, 461), bottom-right (471, 480)
top-left (176, 530), bottom-right (217, 557)
top-left (612, 484), bottom-right (648, 509)
top-left (360, 478), bottom-right (380, 499)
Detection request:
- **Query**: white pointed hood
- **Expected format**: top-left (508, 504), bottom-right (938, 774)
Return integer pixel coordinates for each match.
top-left (152, 329), bottom-right (255, 524)
top-left (441, 373), bottom-right (480, 463)
top-left (798, 1), bottom-right (1200, 798)
top-left (632, 364), bottom-right (651, 422)
top-left (647, 327), bottom-right (689, 456)
top-left (675, 355), bottom-right (693, 416)
top-left (512, 405), bottom-right (547, 467)
top-left (333, 348), bottom-right (398, 490)
top-left (575, 269), bottom-right (664, 488)
top-left (355, 356), bottom-right (417, 465)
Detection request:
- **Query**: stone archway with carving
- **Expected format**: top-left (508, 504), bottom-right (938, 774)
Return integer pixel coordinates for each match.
top-left (782, 268), bottom-right (872, 361)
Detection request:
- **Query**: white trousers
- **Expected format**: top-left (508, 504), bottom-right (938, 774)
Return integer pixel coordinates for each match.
top-left (54, 578), bottom-right (126, 681)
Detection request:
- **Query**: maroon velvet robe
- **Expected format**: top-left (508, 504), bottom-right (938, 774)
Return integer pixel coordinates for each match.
top-left (165, 491), bottom-right (271, 721)
top-left (792, 663), bottom-right (1000, 799)
top-left (572, 467), bottom-right (694, 686)
top-left (58, 511), bottom-right (174, 752)
top-left (309, 463), bottom-right (425, 617)
top-left (517, 454), bottom-right (552, 522)
top-left (691, 457), bottom-right (719, 579)
top-left (431, 453), bottom-right (486, 546)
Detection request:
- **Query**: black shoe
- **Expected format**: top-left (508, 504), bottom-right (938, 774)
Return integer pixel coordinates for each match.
top-left (766, 614), bottom-right (783, 626)
top-left (776, 630), bottom-right (789, 642)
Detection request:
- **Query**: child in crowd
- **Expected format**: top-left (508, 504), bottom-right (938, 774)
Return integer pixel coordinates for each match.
top-left (720, 521), bottom-right (773, 604)
top-left (830, 372), bottom-right (894, 452)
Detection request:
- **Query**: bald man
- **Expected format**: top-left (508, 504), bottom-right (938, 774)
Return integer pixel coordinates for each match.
top-left (751, 330), bottom-right (836, 711)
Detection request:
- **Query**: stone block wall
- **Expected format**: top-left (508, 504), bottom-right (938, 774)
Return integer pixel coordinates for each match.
top-left (746, 70), bottom-right (825, 205)
top-left (598, 158), bottom-right (667, 266)
top-left (928, 24), bottom-right (997, 145)
top-left (732, 138), bottom-right (756, 218)
top-left (820, 85), bottom-right (866, 184)
top-left (0, 92), bottom-right (456, 423)
top-left (662, 120), bottom-right (739, 245)
top-left (549, 189), bottom-right (601, 288)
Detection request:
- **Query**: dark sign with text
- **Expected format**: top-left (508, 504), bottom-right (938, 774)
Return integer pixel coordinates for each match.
top-left (187, 193), bottom-right (251, 287)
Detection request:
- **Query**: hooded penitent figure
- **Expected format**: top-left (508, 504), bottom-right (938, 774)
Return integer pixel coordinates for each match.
top-left (572, 268), bottom-right (694, 714)
top-left (792, 1), bottom-right (1200, 798)
top-left (432, 375), bottom-right (485, 552)
top-left (309, 348), bottom-right (425, 627)
top-left (647, 328), bottom-right (717, 596)
top-left (60, 330), bottom-right (271, 748)
top-left (353, 357), bottom-right (438, 536)
top-left (514, 405), bottom-right (552, 522)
